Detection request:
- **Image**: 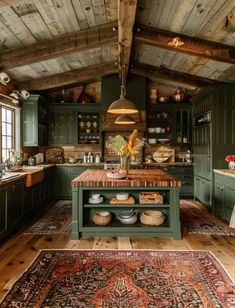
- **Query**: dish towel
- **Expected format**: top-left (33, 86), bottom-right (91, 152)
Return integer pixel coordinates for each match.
top-left (229, 204), bottom-right (235, 228)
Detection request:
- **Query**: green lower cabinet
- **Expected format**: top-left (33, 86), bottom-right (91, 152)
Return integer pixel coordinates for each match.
top-left (0, 178), bottom-right (24, 242)
top-left (55, 167), bottom-right (67, 199)
top-left (0, 186), bottom-right (7, 241)
top-left (24, 167), bottom-right (56, 220)
top-left (7, 180), bottom-right (24, 229)
top-left (44, 167), bottom-right (56, 202)
top-left (213, 172), bottom-right (235, 223)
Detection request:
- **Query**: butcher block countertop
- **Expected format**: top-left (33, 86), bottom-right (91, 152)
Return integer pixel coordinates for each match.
top-left (71, 169), bottom-right (182, 187)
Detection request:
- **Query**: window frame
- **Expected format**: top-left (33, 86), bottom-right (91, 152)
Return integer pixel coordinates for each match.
top-left (0, 105), bottom-right (15, 163)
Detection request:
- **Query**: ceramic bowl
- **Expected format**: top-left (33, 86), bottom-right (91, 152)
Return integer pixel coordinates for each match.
top-left (116, 192), bottom-right (129, 201)
top-left (116, 210), bottom-right (138, 224)
top-left (148, 127), bottom-right (155, 133)
top-left (69, 157), bottom-right (78, 163)
top-left (148, 138), bottom-right (157, 144)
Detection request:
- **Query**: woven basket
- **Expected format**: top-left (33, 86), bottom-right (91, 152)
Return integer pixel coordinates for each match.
top-left (140, 210), bottom-right (165, 226)
top-left (93, 211), bottom-right (112, 226)
top-left (139, 192), bottom-right (163, 204)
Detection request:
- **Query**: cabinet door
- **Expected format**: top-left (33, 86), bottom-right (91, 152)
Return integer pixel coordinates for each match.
top-left (194, 176), bottom-right (211, 206)
top-left (22, 100), bottom-right (38, 146)
top-left (224, 186), bottom-right (235, 222)
top-left (55, 167), bottom-right (67, 199)
top-left (49, 109), bottom-right (77, 145)
top-left (7, 180), bottom-right (24, 228)
top-left (214, 181), bottom-right (225, 218)
top-left (44, 167), bottom-right (55, 201)
top-left (0, 186), bottom-right (7, 239)
top-left (174, 108), bottom-right (192, 145)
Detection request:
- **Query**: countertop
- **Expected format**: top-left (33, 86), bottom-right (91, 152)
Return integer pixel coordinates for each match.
top-left (71, 169), bottom-right (182, 187)
top-left (214, 169), bottom-right (235, 178)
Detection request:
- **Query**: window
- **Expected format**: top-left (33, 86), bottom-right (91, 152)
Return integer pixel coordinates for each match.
top-left (1, 106), bottom-right (15, 162)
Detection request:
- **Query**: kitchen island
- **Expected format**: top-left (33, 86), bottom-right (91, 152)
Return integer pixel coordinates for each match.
top-left (71, 169), bottom-right (182, 240)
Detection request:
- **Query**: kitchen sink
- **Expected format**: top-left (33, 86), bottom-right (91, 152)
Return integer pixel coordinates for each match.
top-left (0, 172), bottom-right (22, 180)
top-left (12, 167), bottom-right (44, 187)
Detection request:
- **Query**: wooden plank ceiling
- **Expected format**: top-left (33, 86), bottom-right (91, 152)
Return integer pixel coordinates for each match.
top-left (0, 0), bottom-right (235, 92)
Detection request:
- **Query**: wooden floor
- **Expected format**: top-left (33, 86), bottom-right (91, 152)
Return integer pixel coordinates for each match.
top-left (0, 200), bottom-right (235, 301)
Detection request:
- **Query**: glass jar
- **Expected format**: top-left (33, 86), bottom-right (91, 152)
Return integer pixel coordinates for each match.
top-left (120, 156), bottom-right (131, 174)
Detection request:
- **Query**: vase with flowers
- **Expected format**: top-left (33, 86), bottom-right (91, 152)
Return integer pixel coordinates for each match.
top-left (225, 155), bottom-right (235, 170)
top-left (106, 129), bottom-right (144, 175)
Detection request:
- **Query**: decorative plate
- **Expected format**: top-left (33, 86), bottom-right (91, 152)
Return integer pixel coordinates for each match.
top-left (89, 196), bottom-right (104, 204)
top-left (153, 152), bottom-right (171, 163)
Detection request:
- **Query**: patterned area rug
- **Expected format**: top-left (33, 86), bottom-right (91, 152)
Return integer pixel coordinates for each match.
top-left (1, 250), bottom-right (235, 307)
top-left (24, 200), bottom-right (71, 234)
top-left (180, 200), bottom-right (234, 236)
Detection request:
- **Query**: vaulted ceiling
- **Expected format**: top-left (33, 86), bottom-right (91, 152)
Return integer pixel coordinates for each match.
top-left (0, 0), bottom-right (235, 94)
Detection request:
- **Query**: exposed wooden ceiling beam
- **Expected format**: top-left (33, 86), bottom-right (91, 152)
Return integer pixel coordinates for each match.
top-left (0, 22), bottom-right (117, 70)
top-left (130, 62), bottom-right (226, 88)
top-left (18, 62), bottom-right (118, 90)
top-left (118, 0), bottom-right (137, 84)
top-left (134, 24), bottom-right (235, 65)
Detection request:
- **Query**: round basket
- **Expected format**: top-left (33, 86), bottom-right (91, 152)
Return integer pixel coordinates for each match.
top-left (140, 210), bottom-right (165, 226)
top-left (93, 211), bottom-right (112, 226)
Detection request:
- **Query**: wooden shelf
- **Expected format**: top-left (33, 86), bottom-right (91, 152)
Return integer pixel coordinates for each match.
top-left (84, 203), bottom-right (170, 208)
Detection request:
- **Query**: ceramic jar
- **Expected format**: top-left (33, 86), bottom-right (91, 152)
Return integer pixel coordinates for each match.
top-left (228, 161), bottom-right (235, 170)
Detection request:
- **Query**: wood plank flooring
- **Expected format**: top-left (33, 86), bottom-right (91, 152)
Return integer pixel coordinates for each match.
top-left (0, 200), bottom-right (235, 301)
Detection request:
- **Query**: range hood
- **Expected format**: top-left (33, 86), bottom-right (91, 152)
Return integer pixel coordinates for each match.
top-left (101, 74), bottom-right (146, 131)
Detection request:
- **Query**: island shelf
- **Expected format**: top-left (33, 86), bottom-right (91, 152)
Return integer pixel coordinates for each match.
top-left (71, 169), bottom-right (181, 240)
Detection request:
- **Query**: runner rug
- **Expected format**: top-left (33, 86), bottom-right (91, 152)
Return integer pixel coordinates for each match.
top-left (24, 200), bottom-right (71, 234)
top-left (1, 250), bottom-right (235, 307)
top-left (180, 200), bottom-right (234, 236)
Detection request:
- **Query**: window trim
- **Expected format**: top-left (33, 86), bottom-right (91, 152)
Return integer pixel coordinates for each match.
top-left (0, 105), bottom-right (15, 163)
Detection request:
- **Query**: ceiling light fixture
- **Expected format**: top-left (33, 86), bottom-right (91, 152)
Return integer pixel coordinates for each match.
top-left (168, 37), bottom-right (184, 48)
top-left (107, 45), bottom-right (138, 115)
top-left (0, 72), bottom-right (10, 85)
top-left (114, 114), bottom-right (136, 125)
top-left (107, 84), bottom-right (138, 114)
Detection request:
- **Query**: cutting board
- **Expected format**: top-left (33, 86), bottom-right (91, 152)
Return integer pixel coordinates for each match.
top-left (109, 196), bottom-right (135, 204)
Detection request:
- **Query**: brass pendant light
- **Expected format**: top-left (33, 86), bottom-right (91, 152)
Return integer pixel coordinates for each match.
top-left (107, 47), bottom-right (138, 115)
top-left (114, 114), bottom-right (136, 125)
top-left (107, 84), bottom-right (138, 114)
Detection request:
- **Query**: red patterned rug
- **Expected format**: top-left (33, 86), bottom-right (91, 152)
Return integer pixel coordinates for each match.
top-left (1, 250), bottom-right (235, 307)
top-left (180, 200), bottom-right (234, 236)
top-left (24, 200), bottom-right (71, 234)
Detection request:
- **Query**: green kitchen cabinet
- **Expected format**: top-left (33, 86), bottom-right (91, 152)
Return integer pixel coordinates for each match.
top-left (48, 106), bottom-right (77, 145)
top-left (55, 166), bottom-right (67, 199)
top-left (48, 104), bottom-right (101, 146)
top-left (0, 178), bottom-right (24, 242)
top-left (22, 95), bottom-right (48, 146)
top-left (7, 179), bottom-right (24, 228)
top-left (44, 167), bottom-right (56, 202)
top-left (192, 85), bottom-right (235, 207)
top-left (214, 172), bottom-right (235, 223)
top-left (0, 186), bottom-right (7, 241)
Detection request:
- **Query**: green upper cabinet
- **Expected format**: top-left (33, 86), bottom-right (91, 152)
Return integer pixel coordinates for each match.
top-left (48, 105), bottom-right (77, 145)
top-left (22, 95), bottom-right (48, 146)
top-left (48, 104), bottom-right (101, 146)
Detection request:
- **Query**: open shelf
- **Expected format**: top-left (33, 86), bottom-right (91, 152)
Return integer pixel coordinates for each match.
top-left (84, 203), bottom-right (170, 208)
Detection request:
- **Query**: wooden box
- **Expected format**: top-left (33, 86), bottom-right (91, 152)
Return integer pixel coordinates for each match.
top-left (139, 192), bottom-right (163, 204)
